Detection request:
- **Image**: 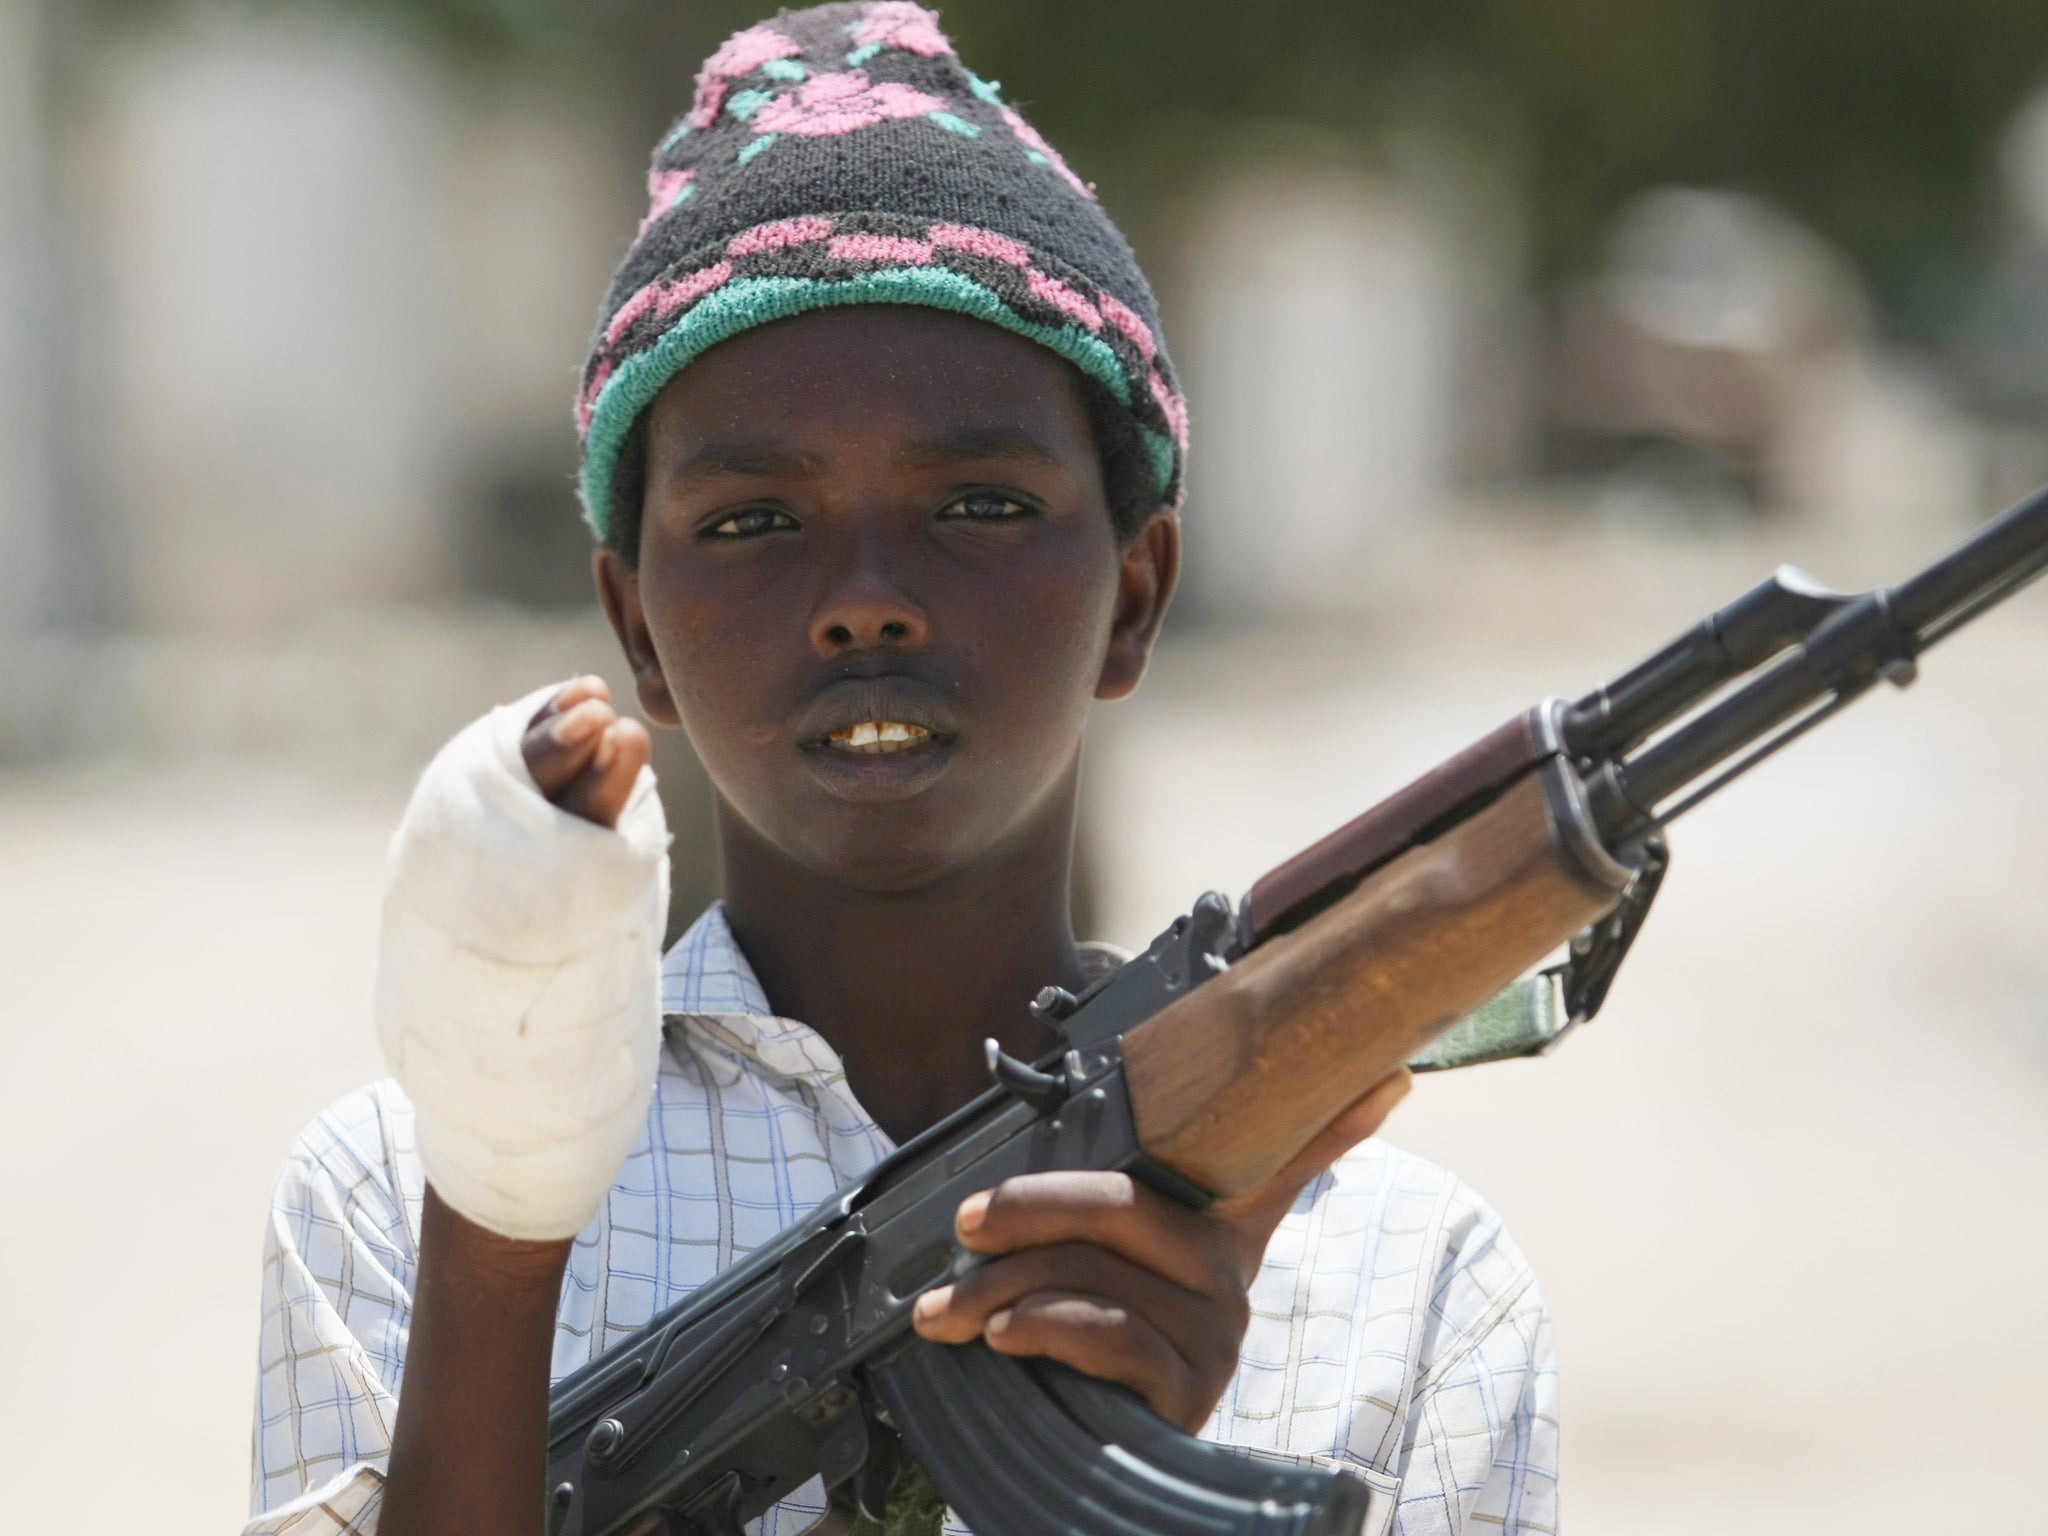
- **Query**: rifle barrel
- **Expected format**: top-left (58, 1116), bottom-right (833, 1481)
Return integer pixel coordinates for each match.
top-left (1891, 480), bottom-right (2048, 643)
top-left (1588, 484), bottom-right (2048, 843)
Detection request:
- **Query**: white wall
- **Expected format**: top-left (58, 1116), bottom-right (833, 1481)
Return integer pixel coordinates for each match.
top-left (0, 0), bottom-right (74, 638)
top-left (83, 9), bottom-right (457, 631)
top-left (1175, 162), bottom-right (1462, 621)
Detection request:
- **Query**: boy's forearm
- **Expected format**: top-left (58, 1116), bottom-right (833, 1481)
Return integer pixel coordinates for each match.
top-left (380, 1185), bottom-right (572, 1536)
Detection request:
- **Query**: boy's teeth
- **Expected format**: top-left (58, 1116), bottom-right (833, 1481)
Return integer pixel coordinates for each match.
top-left (826, 721), bottom-right (932, 754)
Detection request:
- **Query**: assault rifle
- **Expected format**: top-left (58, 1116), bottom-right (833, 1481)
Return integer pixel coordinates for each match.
top-left (546, 485), bottom-right (2048, 1536)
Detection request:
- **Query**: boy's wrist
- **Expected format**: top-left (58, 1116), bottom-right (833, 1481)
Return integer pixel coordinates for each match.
top-left (421, 1182), bottom-right (576, 1290)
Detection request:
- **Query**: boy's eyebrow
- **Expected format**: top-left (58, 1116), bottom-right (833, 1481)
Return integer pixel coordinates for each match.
top-left (663, 441), bottom-right (831, 491)
top-left (662, 426), bottom-right (1071, 492)
top-left (894, 426), bottom-right (1069, 471)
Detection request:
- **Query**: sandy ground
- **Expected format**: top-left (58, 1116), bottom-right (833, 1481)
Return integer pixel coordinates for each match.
top-left (4, 523), bottom-right (2046, 1533)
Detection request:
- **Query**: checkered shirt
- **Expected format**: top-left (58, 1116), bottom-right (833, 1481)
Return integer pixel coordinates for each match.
top-left (246, 903), bottom-right (1558, 1535)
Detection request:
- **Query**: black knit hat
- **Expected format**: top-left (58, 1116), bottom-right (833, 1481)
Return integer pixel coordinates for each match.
top-left (576, 2), bottom-right (1186, 541)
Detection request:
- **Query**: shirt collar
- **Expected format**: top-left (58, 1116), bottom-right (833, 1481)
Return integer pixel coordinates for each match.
top-left (658, 901), bottom-right (1135, 1092)
top-left (660, 901), bottom-right (856, 1089)
top-left (660, 899), bottom-right (774, 1016)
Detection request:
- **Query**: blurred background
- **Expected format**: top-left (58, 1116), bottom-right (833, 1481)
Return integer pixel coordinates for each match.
top-left (4, 0), bottom-right (2048, 1530)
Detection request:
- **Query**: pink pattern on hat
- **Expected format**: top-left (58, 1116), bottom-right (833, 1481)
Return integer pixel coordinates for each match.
top-left (849, 3), bottom-right (955, 58)
top-left (1148, 368), bottom-right (1190, 453)
top-left (1026, 268), bottom-right (1102, 331)
top-left (830, 232), bottom-right (934, 264)
top-left (687, 80), bottom-right (730, 132)
top-left (999, 104), bottom-right (1095, 200)
top-left (704, 24), bottom-right (803, 80)
top-left (638, 168), bottom-right (696, 235)
top-left (603, 260), bottom-right (735, 348)
top-left (752, 70), bottom-right (945, 136)
top-left (576, 359), bottom-right (613, 437)
top-left (686, 24), bottom-right (800, 129)
top-left (1098, 292), bottom-right (1156, 360)
top-left (729, 215), bottom-right (836, 256)
top-left (658, 259), bottom-right (735, 315)
top-left (929, 223), bottom-right (1031, 267)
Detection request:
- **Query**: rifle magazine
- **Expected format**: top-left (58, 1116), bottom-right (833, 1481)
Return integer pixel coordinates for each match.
top-left (866, 1338), bottom-right (1376, 1536)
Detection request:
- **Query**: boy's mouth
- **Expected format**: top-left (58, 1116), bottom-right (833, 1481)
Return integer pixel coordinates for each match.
top-left (797, 676), bottom-right (960, 750)
top-left (796, 677), bottom-right (961, 799)
top-left (825, 721), bottom-right (933, 755)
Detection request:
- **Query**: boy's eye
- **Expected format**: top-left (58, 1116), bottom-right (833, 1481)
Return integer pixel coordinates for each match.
top-left (938, 491), bottom-right (1035, 523)
top-left (701, 506), bottom-right (798, 539)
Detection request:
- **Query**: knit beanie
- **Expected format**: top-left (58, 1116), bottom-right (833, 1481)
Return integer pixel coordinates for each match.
top-left (575, 2), bottom-right (1186, 544)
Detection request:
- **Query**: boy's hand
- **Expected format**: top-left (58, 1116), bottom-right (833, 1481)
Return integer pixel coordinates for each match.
top-left (379, 679), bottom-right (669, 1244)
top-left (521, 675), bottom-right (652, 829)
top-left (911, 1067), bottom-right (1412, 1432)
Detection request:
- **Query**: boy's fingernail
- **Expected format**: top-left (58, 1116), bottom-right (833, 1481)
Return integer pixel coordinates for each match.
top-left (956, 1191), bottom-right (990, 1236)
top-left (913, 1285), bottom-right (952, 1321)
top-left (986, 1308), bottom-right (1013, 1336)
top-left (594, 729), bottom-right (618, 772)
top-left (555, 675), bottom-right (606, 710)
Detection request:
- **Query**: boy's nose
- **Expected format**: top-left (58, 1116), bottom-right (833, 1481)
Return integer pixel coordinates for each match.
top-left (810, 573), bottom-right (930, 656)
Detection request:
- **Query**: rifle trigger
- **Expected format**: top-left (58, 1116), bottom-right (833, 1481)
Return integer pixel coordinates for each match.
top-left (675, 1469), bottom-right (749, 1536)
top-left (850, 1417), bottom-right (907, 1523)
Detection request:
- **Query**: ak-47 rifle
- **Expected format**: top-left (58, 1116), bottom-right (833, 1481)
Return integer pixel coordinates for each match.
top-left (545, 485), bottom-right (2048, 1536)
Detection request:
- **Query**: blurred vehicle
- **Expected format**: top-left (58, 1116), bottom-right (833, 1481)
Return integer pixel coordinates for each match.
top-left (1544, 188), bottom-right (1866, 516)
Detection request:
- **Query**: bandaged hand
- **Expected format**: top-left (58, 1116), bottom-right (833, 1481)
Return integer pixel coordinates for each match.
top-left (376, 677), bottom-right (668, 1241)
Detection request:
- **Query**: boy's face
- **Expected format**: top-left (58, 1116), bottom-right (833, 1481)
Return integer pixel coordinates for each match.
top-left (596, 306), bottom-right (1178, 892)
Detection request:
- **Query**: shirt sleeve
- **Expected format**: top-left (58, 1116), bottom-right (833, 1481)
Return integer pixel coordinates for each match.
top-left (1389, 1210), bottom-right (1560, 1536)
top-left (244, 1085), bottom-right (421, 1535)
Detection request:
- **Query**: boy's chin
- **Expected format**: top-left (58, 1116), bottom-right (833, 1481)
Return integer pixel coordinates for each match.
top-left (786, 806), bottom-right (996, 895)
top-left (712, 740), bottom-right (1078, 896)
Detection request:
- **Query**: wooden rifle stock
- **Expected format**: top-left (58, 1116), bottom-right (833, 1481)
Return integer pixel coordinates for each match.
top-left (1121, 758), bottom-right (1635, 1198)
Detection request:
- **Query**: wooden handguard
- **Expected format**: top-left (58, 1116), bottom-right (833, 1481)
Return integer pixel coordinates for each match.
top-left (1121, 763), bottom-right (1635, 1198)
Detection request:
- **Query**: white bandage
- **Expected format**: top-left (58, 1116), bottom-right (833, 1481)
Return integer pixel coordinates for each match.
top-left (374, 683), bottom-right (670, 1241)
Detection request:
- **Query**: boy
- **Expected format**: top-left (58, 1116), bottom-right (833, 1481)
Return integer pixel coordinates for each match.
top-left (248, 7), bottom-right (1555, 1534)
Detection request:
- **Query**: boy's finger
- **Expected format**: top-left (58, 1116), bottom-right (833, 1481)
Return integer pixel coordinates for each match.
top-left (522, 698), bottom-right (617, 799)
top-left (549, 697), bottom-right (617, 749)
top-left (978, 1289), bottom-right (1206, 1432)
top-left (954, 1171), bottom-right (1236, 1298)
top-left (910, 1241), bottom-right (1207, 1348)
top-left (1269, 1068), bottom-right (1412, 1189)
top-left (1221, 1068), bottom-right (1413, 1233)
top-left (557, 718), bottom-right (652, 830)
top-left (532, 674), bottom-right (611, 725)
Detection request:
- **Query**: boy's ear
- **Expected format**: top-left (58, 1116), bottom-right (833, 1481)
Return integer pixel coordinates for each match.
top-left (594, 547), bottom-right (683, 727)
top-left (1095, 509), bottom-right (1180, 702)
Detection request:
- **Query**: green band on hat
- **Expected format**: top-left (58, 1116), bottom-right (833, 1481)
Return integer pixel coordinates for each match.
top-left (581, 265), bottom-right (1136, 539)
